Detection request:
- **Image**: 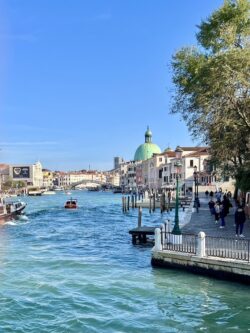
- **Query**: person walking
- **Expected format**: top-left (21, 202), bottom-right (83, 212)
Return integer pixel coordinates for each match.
top-left (214, 202), bottom-right (220, 224)
top-left (219, 203), bottom-right (226, 228)
top-left (167, 190), bottom-right (171, 204)
top-left (208, 199), bottom-right (215, 215)
top-left (235, 205), bottom-right (246, 237)
top-left (215, 191), bottom-right (222, 202)
top-left (222, 195), bottom-right (230, 217)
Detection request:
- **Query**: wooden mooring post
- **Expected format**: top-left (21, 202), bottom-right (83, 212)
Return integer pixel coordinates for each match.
top-left (160, 193), bottom-right (166, 214)
top-left (122, 197), bottom-right (127, 213)
top-left (131, 195), bottom-right (134, 209)
top-left (163, 192), bottom-right (166, 211)
top-left (138, 206), bottom-right (142, 227)
top-left (128, 202), bottom-right (158, 245)
top-left (153, 193), bottom-right (156, 212)
top-left (122, 196), bottom-right (125, 212)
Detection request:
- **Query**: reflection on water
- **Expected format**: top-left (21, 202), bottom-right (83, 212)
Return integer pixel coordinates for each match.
top-left (0, 191), bottom-right (248, 332)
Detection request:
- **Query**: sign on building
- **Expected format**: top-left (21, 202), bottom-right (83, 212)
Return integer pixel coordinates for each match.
top-left (12, 166), bottom-right (30, 179)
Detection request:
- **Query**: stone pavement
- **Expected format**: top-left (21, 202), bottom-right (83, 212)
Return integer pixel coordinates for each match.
top-left (182, 196), bottom-right (250, 239)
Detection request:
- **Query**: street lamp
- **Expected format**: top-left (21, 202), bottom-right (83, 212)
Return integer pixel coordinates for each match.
top-left (172, 146), bottom-right (183, 235)
top-left (193, 165), bottom-right (199, 210)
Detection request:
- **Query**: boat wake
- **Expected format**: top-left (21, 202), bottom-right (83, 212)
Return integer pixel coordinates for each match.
top-left (27, 208), bottom-right (62, 218)
top-left (18, 215), bottom-right (29, 221)
top-left (4, 215), bottom-right (29, 226)
top-left (4, 220), bottom-right (19, 226)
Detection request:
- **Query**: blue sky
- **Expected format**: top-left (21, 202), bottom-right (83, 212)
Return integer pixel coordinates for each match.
top-left (0, 0), bottom-right (223, 171)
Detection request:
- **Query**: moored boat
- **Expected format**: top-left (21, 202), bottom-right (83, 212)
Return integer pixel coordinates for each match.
top-left (64, 198), bottom-right (77, 209)
top-left (113, 187), bottom-right (122, 194)
top-left (65, 191), bottom-right (72, 195)
top-left (0, 197), bottom-right (27, 223)
top-left (42, 190), bottom-right (56, 195)
top-left (28, 190), bottom-right (42, 196)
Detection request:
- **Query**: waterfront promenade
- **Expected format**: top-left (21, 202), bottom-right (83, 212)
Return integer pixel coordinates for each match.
top-left (182, 196), bottom-right (250, 239)
top-left (152, 195), bottom-right (250, 284)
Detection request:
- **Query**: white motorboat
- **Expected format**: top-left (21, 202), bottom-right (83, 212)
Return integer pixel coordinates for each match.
top-left (0, 197), bottom-right (27, 223)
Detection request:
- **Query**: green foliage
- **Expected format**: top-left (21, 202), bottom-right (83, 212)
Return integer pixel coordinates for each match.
top-left (171, 0), bottom-right (250, 181)
top-left (15, 180), bottom-right (26, 188)
top-left (197, 0), bottom-right (250, 52)
top-left (2, 180), bottom-right (13, 191)
top-left (235, 166), bottom-right (250, 192)
top-left (2, 180), bottom-right (26, 191)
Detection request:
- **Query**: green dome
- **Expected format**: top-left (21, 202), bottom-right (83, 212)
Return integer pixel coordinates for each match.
top-left (164, 147), bottom-right (172, 153)
top-left (134, 127), bottom-right (161, 161)
top-left (134, 143), bottom-right (161, 161)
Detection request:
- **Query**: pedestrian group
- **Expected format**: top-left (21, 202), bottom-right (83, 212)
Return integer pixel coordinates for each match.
top-left (207, 189), bottom-right (246, 237)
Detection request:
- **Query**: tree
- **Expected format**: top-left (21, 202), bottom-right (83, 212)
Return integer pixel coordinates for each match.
top-left (2, 180), bottom-right (26, 191)
top-left (171, 0), bottom-right (250, 186)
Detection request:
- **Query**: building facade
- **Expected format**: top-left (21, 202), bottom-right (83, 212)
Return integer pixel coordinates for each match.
top-left (116, 135), bottom-right (212, 193)
top-left (9, 161), bottom-right (43, 187)
top-left (56, 171), bottom-right (106, 187)
top-left (114, 157), bottom-right (124, 170)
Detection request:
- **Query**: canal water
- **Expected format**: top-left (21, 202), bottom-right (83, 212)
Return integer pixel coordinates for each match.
top-left (0, 191), bottom-right (249, 332)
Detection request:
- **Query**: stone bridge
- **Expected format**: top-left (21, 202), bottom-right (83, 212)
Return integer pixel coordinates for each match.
top-left (70, 179), bottom-right (110, 189)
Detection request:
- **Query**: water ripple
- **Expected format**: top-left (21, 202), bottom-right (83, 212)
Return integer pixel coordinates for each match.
top-left (0, 192), bottom-right (249, 332)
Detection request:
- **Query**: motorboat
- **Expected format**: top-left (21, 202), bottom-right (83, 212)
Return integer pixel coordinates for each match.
top-left (65, 191), bottom-right (72, 195)
top-left (28, 190), bottom-right (42, 196)
top-left (64, 198), bottom-right (77, 209)
top-left (87, 187), bottom-right (100, 192)
top-left (42, 190), bottom-right (56, 195)
top-left (0, 197), bottom-right (27, 223)
top-left (113, 187), bottom-right (122, 194)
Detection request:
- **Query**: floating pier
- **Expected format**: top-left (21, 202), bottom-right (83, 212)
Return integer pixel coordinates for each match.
top-left (128, 206), bottom-right (174, 245)
top-left (129, 226), bottom-right (156, 244)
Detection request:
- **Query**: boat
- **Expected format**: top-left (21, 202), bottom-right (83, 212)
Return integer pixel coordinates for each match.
top-left (53, 187), bottom-right (64, 191)
top-left (42, 190), bottom-right (56, 195)
top-left (64, 198), bottom-right (78, 209)
top-left (113, 187), bottom-right (122, 194)
top-left (87, 187), bottom-right (100, 192)
top-left (28, 190), bottom-right (42, 196)
top-left (0, 197), bottom-right (27, 223)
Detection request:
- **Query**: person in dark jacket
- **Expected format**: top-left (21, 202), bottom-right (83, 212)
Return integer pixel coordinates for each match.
top-left (222, 195), bottom-right (230, 216)
top-left (235, 205), bottom-right (246, 237)
top-left (214, 202), bottom-right (220, 224)
top-left (209, 191), bottom-right (214, 198)
top-left (208, 199), bottom-right (215, 215)
top-left (219, 203), bottom-right (226, 228)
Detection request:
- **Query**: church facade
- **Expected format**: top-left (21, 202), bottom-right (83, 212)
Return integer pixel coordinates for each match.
top-left (116, 127), bottom-right (213, 192)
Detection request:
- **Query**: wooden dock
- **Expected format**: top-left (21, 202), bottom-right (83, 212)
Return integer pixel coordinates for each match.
top-left (129, 226), bottom-right (156, 244)
top-left (122, 193), bottom-right (193, 213)
top-left (134, 201), bottom-right (191, 209)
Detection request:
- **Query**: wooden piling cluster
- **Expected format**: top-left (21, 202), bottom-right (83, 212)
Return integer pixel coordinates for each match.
top-left (124, 189), bottom-right (193, 245)
top-left (123, 192), bottom-right (192, 213)
top-left (122, 194), bottom-right (138, 213)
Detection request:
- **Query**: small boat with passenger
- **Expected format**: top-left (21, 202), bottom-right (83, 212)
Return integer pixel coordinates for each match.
top-left (64, 198), bottom-right (78, 209)
top-left (0, 197), bottom-right (27, 223)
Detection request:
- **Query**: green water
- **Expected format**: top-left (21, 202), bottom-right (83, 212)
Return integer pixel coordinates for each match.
top-left (0, 191), bottom-right (249, 332)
